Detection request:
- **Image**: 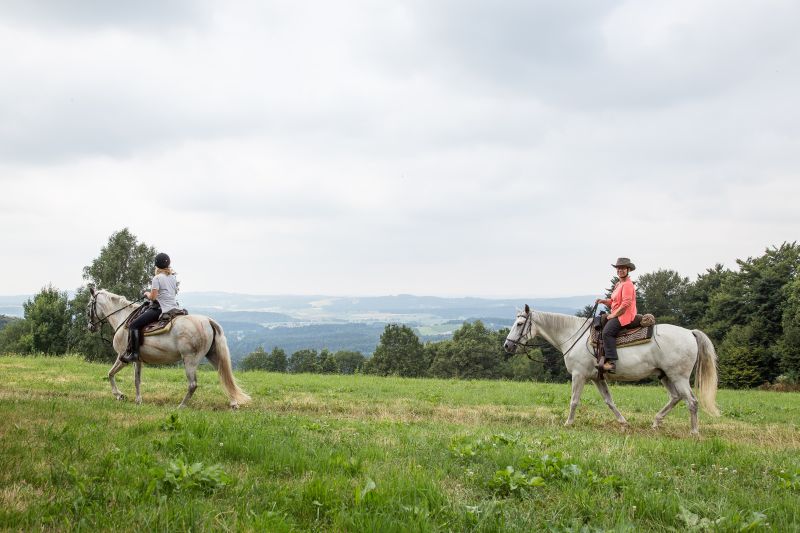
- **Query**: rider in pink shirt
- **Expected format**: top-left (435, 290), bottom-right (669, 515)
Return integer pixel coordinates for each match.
top-left (595, 257), bottom-right (638, 373)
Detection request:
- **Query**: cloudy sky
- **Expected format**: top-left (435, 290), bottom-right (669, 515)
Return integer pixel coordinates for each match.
top-left (1, 1), bottom-right (798, 298)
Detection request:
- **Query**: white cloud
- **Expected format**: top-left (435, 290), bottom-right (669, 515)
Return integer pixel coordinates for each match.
top-left (1, 1), bottom-right (798, 298)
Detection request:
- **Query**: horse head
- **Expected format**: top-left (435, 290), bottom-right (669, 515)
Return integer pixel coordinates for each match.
top-left (86, 286), bottom-right (104, 332)
top-left (503, 304), bottom-right (536, 354)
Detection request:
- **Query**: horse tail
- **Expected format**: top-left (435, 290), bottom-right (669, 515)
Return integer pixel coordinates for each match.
top-left (692, 329), bottom-right (720, 416)
top-left (208, 319), bottom-right (251, 406)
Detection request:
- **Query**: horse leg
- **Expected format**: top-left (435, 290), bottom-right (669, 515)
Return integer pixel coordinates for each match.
top-left (178, 356), bottom-right (200, 409)
top-left (565, 377), bottom-right (586, 426)
top-left (673, 378), bottom-right (700, 436)
top-left (652, 376), bottom-right (681, 429)
top-left (108, 357), bottom-right (127, 401)
top-left (594, 379), bottom-right (627, 425)
top-left (134, 361), bottom-right (143, 405)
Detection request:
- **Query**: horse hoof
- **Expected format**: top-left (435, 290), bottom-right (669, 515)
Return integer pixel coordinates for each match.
top-left (115, 394), bottom-right (126, 401)
top-left (229, 403), bottom-right (239, 410)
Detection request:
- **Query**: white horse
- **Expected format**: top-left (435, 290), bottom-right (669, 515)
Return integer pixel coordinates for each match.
top-left (504, 305), bottom-right (720, 435)
top-left (87, 287), bottom-right (251, 409)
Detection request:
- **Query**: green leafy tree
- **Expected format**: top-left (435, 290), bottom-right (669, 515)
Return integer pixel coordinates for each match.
top-left (0, 315), bottom-right (18, 331)
top-left (0, 317), bottom-right (33, 354)
top-left (718, 325), bottom-right (767, 389)
top-left (23, 285), bottom-right (71, 354)
top-left (65, 286), bottom-right (112, 362)
top-left (333, 350), bottom-right (366, 374)
top-left (317, 349), bottom-right (338, 374)
top-left (240, 346), bottom-right (270, 371)
top-left (365, 324), bottom-right (426, 377)
top-left (288, 349), bottom-right (319, 373)
top-left (68, 229), bottom-right (158, 362)
top-left (681, 264), bottom-right (734, 331)
top-left (506, 350), bottom-right (547, 381)
top-left (704, 243), bottom-right (799, 383)
top-left (265, 347), bottom-right (288, 372)
top-left (775, 277), bottom-right (800, 380)
top-left (82, 228), bottom-right (157, 299)
top-left (428, 321), bottom-right (506, 379)
top-left (636, 269), bottom-right (690, 324)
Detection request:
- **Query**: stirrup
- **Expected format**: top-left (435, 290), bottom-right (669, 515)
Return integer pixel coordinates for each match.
top-left (120, 351), bottom-right (138, 363)
top-left (602, 361), bottom-right (616, 374)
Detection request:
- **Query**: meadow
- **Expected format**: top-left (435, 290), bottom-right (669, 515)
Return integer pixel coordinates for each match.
top-left (1, 355), bottom-right (798, 532)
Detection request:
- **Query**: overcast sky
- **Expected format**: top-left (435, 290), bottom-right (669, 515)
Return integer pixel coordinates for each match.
top-left (1, 1), bottom-right (798, 299)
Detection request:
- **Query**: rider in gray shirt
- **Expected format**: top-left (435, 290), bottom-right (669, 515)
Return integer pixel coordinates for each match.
top-left (120, 252), bottom-right (179, 363)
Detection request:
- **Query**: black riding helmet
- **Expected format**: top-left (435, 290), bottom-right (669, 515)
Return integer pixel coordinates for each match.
top-left (155, 253), bottom-right (171, 269)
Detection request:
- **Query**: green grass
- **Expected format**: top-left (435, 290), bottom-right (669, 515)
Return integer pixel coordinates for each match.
top-left (1, 355), bottom-right (799, 532)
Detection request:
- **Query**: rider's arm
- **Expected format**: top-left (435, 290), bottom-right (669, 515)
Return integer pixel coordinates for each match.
top-left (145, 288), bottom-right (159, 301)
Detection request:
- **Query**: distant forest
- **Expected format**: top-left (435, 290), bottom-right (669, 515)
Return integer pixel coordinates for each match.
top-left (1, 228), bottom-right (798, 389)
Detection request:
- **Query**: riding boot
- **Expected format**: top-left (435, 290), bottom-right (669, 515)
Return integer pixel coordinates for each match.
top-left (121, 328), bottom-right (140, 363)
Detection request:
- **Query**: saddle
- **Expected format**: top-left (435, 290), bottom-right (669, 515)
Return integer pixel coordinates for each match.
top-left (591, 313), bottom-right (656, 378)
top-left (143, 308), bottom-right (189, 336)
top-left (125, 303), bottom-right (189, 337)
top-left (590, 313), bottom-right (656, 349)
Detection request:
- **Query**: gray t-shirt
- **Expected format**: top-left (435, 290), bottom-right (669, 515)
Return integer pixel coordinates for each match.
top-left (151, 273), bottom-right (179, 313)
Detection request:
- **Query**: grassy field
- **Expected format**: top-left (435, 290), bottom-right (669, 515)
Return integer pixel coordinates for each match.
top-left (1, 355), bottom-right (798, 532)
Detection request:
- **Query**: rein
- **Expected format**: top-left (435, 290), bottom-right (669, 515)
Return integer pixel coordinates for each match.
top-left (507, 303), bottom-right (599, 362)
top-left (89, 294), bottom-right (146, 345)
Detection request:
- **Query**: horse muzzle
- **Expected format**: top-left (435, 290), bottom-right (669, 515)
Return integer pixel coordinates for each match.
top-left (503, 340), bottom-right (517, 354)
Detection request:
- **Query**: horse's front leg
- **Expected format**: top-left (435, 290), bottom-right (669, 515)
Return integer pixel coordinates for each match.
top-left (594, 379), bottom-right (627, 425)
top-left (108, 357), bottom-right (127, 401)
top-left (134, 361), bottom-right (143, 405)
top-left (565, 376), bottom-right (586, 426)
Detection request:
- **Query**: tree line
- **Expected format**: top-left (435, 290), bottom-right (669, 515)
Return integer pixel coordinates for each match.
top-left (1, 229), bottom-right (798, 389)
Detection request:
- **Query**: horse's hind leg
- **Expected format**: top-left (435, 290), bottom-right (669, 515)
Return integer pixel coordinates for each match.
top-left (672, 378), bottom-right (699, 436)
top-left (178, 356), bottom-right (200, 409)
top-left (206, 350), bottom-right (220, 370)
top-left (652, 376), bottom-right (681, 429)
top-left (108, 357), bottom-right (127, 401)
top-left (594, 379), bottom-right (627, 425)
top-left (565, 376), bottom-right (586, 426)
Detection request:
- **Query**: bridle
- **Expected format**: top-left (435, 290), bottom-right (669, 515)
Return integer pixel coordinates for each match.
top-left (506, 303), bottom-right (599, 361)
top-left (87, 291), bottom-right (145, 345)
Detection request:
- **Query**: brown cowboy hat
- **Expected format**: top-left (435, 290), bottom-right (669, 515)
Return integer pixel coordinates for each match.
top-left (611, 257), bottom-right (636, 271)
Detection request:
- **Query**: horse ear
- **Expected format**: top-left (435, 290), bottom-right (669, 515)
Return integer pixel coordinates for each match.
top-left (88, 285), bottom-right (96, 296)
top-left (524, 304), bottom-right (530, 314)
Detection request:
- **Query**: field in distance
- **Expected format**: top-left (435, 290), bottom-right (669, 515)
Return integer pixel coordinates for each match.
top-left (1, 355), bottom-right (798, 531)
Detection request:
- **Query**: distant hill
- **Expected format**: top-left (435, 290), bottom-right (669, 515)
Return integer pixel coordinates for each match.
top-left (0, 314), bottom-right (20, 331)
top-left (0, 291), bottom-right (594, 360)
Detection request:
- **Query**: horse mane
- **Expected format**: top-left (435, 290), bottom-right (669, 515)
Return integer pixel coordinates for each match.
top-left (101, 290), bottom-right (131, 307)
top-left (534, 309), bottom-right (584, 330)
top-left (532, 309), bottom-right (585, 349)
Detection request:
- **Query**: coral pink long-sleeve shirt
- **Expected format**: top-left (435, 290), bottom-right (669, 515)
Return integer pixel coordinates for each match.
top-left (610, 278), bottom-right (637, 326)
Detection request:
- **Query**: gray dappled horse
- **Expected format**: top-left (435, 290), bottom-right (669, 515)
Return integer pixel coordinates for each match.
top-left (87, 288), bottom-right (251, 409)
top-left (504, 305), bottom-right (719, 435)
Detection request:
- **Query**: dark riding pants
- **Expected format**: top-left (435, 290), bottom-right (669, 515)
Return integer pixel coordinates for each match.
top-left (602, 317), bottom-right (622, 361)
top-left (130, 307), bottom-right (161, 331)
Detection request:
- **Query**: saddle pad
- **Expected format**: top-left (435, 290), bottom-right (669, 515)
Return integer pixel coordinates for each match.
top-left (142, 318), bottom-right (175, 336)
top-left (142, 309), bottom-right (188, 337)
top-left (590, 325), bottom-right (654, 348)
